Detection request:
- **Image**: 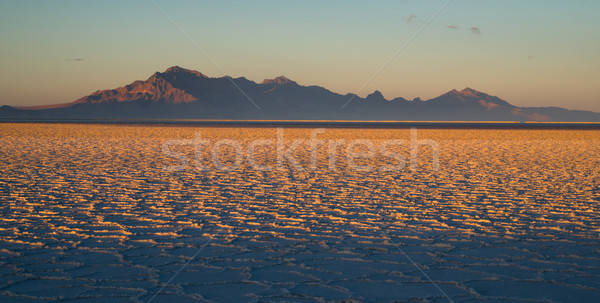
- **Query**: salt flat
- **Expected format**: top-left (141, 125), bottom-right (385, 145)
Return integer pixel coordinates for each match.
top-left (1, 124), bottom-right (599, 302)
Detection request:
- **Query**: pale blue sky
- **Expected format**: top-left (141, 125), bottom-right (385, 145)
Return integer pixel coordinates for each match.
top-left (1, 0), bottom-right (599, 111)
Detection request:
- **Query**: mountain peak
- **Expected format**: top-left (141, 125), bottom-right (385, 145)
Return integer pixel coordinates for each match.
top-left (161, 66), bottom-right (207, 78)
top-left (445, 87), bottom-right (483, 97)
top-left (165, 66), bottom-right (186, 73)
top-left (261, 76), bottom-right (294, 85)
top-left (459, 87), bottom-right (481, 96)
top-left (366, 90), bottom-right (388, 102)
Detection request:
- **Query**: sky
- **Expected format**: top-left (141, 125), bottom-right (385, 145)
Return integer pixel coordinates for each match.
top-left (1, 0), bottom-right (599, 111)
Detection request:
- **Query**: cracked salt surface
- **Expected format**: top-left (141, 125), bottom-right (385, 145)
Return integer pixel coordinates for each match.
top-left (1, 124), bottom-right (600, 302)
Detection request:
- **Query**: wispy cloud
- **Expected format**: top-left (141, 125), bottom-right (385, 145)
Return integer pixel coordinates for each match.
top-left (469, 27), bottom-right (481, 34)
top-left (447, 25), bottom-right (459, 30)
top-left (406, 14), bottom-right (418, 24)
top-left (66, 58), bottom-right (84, 62)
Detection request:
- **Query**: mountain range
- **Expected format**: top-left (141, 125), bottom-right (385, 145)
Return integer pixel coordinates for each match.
top-left (1, 66), bottom-right (599, 121)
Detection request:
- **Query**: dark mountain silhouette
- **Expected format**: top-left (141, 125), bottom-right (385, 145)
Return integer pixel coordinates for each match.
top-left (1, 66), bottom-right (599, 121)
